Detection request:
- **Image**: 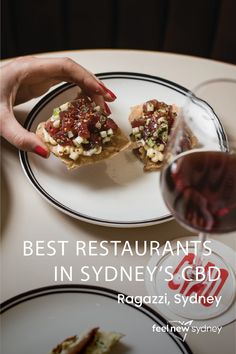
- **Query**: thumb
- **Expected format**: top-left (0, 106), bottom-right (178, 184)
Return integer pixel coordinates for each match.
top-left (1, 113), bottom-right (49, 158)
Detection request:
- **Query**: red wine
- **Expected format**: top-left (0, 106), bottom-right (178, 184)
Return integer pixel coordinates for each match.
top-left (161, 151), bottom-right (236, 233)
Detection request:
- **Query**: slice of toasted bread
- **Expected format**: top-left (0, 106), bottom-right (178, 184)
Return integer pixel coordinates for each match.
top-left (36, 95), bottom-right (130, 170)
top-left (129, 99), bottom-right (179, 171)
top-left (83, 330), bottom-right (124, 354)
top-left (36, 123), bottom-right (130, 170)
top-left (49, 328), bottom-right (124, 354)
top-left (50, 328), bottom-right (98, 354)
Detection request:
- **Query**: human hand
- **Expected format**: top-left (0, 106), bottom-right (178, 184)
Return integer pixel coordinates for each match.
top-left (0, 56), bottom-right (116, 157)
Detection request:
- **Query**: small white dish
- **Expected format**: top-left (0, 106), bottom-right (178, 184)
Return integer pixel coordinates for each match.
top-left (1, 285), bottom-right (192, 354)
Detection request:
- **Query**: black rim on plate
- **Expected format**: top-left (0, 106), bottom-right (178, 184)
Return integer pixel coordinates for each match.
top-left (19, 72), bottom-right (227, 226)
top-left (0, 284), bottom-right (193, 354)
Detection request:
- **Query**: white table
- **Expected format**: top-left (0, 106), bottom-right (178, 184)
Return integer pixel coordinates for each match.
top-left (1, 50), bottom-right (236, 354)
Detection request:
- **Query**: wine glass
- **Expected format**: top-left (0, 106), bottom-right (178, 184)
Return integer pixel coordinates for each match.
top-left (152, 79), bottom-right (236, 321)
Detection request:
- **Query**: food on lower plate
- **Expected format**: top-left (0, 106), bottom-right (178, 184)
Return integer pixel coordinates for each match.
top-left (129, 99), bottom-right (179, 171)
top-left (37, 94), bottom-right (130, 170)
top-left (49, 327), bottom-right (123, 354)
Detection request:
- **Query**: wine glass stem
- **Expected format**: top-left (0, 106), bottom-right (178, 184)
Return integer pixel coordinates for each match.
top-left (191, 233), bottom-right (207, 279)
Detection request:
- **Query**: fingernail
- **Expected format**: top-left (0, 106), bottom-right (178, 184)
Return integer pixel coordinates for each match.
top-left (98, 83), bottom-right (117, 99)
top-left (34, 145), bottom-right (48, 158)
top-left (104, 102), bottom-right (111, 115)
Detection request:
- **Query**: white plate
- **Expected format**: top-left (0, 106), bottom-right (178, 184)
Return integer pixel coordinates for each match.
top-left (0, 285), bottom-right (192, 354)
top-left (19, 72), bottom-right (226, 227)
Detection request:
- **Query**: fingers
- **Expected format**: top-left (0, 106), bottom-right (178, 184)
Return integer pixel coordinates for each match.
top-left (33, 57), bottom-right (116, 112)
top-left (27, 56), bottom-right (117, 102)
top-left (10, 56), bottom-right (117, 109)
top-left (52, 57), bottom-right (117, 101)
top-left (0, 56), bottom-right (116, 155)
top-left (57, 59), bottom-right (116, 113)
top-left (1, 110), bottom-right (49, 157)
top-left (90, 94), bottom-right (111, 115)
top-left (81, 74), bottom-right (117, 102)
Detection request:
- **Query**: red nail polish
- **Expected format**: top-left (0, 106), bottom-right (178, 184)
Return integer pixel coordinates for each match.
top-left (34, 146), bottom-right (48, 158)
top-left (104, 102), bottom-right (111, 115)
top-left (98, 83), bottom-right (117, 99)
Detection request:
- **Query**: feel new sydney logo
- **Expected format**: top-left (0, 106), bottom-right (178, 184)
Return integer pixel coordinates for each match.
top-left (152, 320), bottom-right (222, 342)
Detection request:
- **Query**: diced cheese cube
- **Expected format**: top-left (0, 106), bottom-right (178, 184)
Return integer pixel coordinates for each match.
top-left (50, 115), bottom-right (60, 122)
top-left (82, 148), bottom-right (97, 156)
top-left (107, 128), bottom-right (113, 136)
top-left (137, 139), bottom-right (145, 147)
top-left (152, 151), bottom-right (164, 162)
top-left (69, 150), bottom-right (80, 160)
top-left (73, 136), bottom-right (83, 146)
top-left (53, 119), bottom-right (60, 128)
top-left (100, 131), bottom-right (107, 138)
top-left (147, 102), bottom-right (154, 111)
top-left (68, 131), bottom-right (74, 138)
top-left (151, 155), bottom-right (160, 163)
top-left (157, 144), bottom-right (165, 152)
top-left (60, 102), bottom-right (70, 111)
top-left (147, 148), bottom-right (155, 158)
top-left (132, 127), bottom-right (139, 134)
top-left (102, 137), bottom-right (111, 143)
top-left (56, 145), bottom-right (65, 156)
top-left (95, 121), bottom-right (102, 129)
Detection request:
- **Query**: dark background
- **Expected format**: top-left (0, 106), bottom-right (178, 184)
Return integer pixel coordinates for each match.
top-left (1, 0), bottom-right (236, 65)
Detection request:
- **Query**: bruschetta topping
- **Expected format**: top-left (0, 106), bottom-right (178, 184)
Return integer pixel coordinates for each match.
top-left (130, 99), bottom-right (177, 163)
top-left (45, 96), bottom-right (118, 156)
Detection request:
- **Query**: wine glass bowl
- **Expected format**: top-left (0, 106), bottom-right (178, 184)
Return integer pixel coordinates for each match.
top-left (160, 79), bottom-right (236, 235)
top-left (149, 79), bottom-right (236, 321)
